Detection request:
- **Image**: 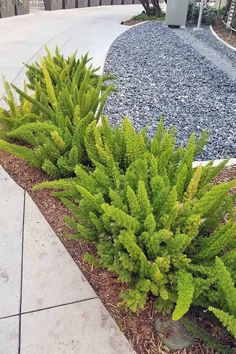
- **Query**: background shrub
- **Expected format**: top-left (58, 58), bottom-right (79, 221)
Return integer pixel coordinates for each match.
top-left (188, 2), bottom-right (219, 25)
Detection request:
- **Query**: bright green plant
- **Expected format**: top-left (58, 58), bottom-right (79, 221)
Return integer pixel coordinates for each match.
top-left (208, 257), bottom-right (236, 339)
top-left (0, 48), bottom-right (113, 178)
top-left (25, 47), bottom-right (111, 95)
top-left (35, 117), bottom-right (236, 318)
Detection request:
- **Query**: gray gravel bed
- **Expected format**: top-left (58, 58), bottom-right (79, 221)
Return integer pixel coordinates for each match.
top-left (104, 22), bottom-right (236, 160)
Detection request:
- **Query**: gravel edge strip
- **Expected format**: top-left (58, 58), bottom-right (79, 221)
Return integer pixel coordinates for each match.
top-left (189, 25), bottom-right (236, 68)
top-left (209, 24), bottom-right (236, 53)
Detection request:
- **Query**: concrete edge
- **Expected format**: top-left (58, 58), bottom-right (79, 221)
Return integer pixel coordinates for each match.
top-left (210, 24), bottom-right (236, 53)
top-left (193, 157), bottom-right (236, 168)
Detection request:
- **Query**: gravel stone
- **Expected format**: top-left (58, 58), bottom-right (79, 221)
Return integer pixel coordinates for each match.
top-left (173, 27), bottom-right (236, 81)
top-left (104, 22), bottom-right (236, 160)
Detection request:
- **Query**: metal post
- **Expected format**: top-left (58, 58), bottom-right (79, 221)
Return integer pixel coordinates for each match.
top-left (218, 0), bottom-right (222, 14)
top-left (196, 0), bottom-right (205, 29)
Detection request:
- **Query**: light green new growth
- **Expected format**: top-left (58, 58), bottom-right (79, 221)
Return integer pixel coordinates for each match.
top-left (36, 117), bottom-right (236, 320)
top-left (0, 48), bottom-right (113, 178)
top-left (172, 270), bottom-right (194, 320)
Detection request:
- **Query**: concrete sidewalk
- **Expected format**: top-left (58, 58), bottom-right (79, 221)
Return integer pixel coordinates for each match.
top-left (0, 5), bottom-right (141, 353)
top-left (0, 166), bottom-right (135, 353)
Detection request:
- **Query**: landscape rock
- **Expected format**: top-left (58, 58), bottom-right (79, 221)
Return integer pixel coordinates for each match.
top-left (104, 22), bottom-right (236, 160)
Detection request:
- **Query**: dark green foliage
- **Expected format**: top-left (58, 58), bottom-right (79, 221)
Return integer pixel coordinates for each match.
top-left (35, 117), bottom-right (236, 319)
top-left (0, 48), bottom-right (113, 177)
top-left (188, 2), bottom-right (219, 25)
top-left (181, 318), bottom-right (234, 354)
top-left (208, 257), bottom-right (236, 339)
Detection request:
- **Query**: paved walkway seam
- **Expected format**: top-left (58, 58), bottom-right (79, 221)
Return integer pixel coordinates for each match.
top-left (0, 296), bottom-right (98, 321)
top-left (18, 190), bottom-right (26, 354)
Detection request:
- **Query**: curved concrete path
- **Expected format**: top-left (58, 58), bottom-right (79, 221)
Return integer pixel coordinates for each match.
top-left (0, 5), bottom-right (142, 101)
top-left (0, 6), bottom-right (141, 353)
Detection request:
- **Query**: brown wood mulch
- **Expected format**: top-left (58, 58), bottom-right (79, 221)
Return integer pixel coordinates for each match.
top-left (0, 149), bottom-right (236, 354)
top-left (213, 21), bottom-right (236, 49)
top-left (120, 18), bottom-right (146, 26)
top-left (121, 19), bottom-right (144, 26)
top-left (121, 18), bottom-right (164, 26)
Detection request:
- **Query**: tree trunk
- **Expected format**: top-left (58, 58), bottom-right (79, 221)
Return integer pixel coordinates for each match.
top-left (139, 0), bottom-right (152, 15)
top-left (152, 0), bottom-right (162, 14)
top-left (139, 0), bottom-right (163, 15)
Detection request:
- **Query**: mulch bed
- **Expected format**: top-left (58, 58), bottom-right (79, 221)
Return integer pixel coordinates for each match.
top-left (121, 19), bottom-right (144, 26)
top-left (213, 21), bottom-right (236, 49)
top-left (121, 19), bottom-right (164, 26)
top-left (0, 149), bottom-right (236, 353)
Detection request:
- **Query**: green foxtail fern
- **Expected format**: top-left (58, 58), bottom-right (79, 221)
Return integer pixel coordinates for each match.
top-left (35, 117), bottom-right (236, 318)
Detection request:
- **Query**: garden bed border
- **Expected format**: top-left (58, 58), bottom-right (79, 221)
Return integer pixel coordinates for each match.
top-left (210, 24), bottom-right (236, 52)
